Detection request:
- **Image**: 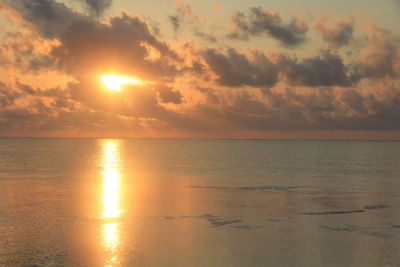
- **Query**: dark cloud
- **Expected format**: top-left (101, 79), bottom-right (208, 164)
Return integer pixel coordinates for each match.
top-left (262, 87), bottom-right (337, 127)
top-left (189, 61), bottom-right (206, 75)
top-left (168, 15), bottom-right (181, 34)
top-left (0, 103), bottom-right (144, 134)
top-left (156, 85), bottom-right (183, 104)
top-left (366, 89), bottom-right (400, 124)
top-left (51, 12), bottom-right (179, 79)
top-left (341, 89), bottom-right (367, 115)
top-left (212, 86), bottom-right (400, 131)
top-left (230, 93), bottom-right (267, 115)
top-left (315, 17), bottom-right (354, 47)
top-left (7, 0), bottom-right (81, 39)
top-left (228, 7), bottom-right (308, 47)
top-left (0, 82), bottom-right (21, 107)
top-left (16, 80), bottom-right (36, 94)
top-left (203, 48), bottom-right (278, 87)
top-left (195, 87), bottom-right (220, 105)
top-left (8, 0), bottom-right (180, 80)
top-left (15, 80), bottom-right (65, 97)
top-left (81, 0), bottom-right (112, 18)
top-left (276, 50), bottom-right (364, 87)
top-left (193, 28), bottom-right (217, 43)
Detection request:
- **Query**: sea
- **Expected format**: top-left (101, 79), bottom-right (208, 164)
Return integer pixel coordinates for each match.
top-left (0, 138), bottom-right (399, 266)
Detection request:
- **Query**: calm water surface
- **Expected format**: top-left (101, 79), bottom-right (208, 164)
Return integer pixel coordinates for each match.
top-left (0, 138), bottom-right (399, 266)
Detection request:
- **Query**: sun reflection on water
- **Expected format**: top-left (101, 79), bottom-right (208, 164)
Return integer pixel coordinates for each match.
top-left (101, 140), bottom-right (122, 266)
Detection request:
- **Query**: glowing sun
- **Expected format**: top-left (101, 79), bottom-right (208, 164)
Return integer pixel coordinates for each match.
top-left (101, 74), bottom-right (142, 91)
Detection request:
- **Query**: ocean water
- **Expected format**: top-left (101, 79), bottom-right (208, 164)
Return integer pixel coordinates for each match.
top-left (0, 138), bottom-right (399, 266)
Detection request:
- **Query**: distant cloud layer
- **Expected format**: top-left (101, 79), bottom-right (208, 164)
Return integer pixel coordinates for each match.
top-left (0, 0), bottom-right (400, 138)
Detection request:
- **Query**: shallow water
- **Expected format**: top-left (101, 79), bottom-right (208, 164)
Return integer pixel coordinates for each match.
top-left (0, 138), bottom-right (399, 266)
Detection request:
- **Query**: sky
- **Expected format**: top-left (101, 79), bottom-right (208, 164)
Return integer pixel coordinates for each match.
top-left (0, 0), bottom-right (400, 139)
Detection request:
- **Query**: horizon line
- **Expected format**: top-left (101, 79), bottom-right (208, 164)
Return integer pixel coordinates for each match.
top-left (1, 136), bottom-right (400, 142)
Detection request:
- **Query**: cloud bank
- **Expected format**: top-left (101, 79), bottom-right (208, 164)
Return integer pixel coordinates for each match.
top-left (1, 0), bottom-right (400, 139)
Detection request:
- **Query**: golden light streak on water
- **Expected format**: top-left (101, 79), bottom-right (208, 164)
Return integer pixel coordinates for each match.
top-left (100, 140), bottom-right (122, 266)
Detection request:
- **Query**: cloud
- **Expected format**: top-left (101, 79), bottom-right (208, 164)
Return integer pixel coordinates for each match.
top-left (173, 0), bottom-right (201, 22)
top-left (80, 0), bottom-right (112, 18)
top-left (202, 48), bottom-right (278, 87)
top-left (0, 103), bottom-right (144, 136)
top-left (276, 50), bottom-right (363, 87)
top-left (340, 89), bottom-right (367, 115)
top-left (168, 0), bottom-right (217, 44)
top-left (52, 12), bottom-right (179, 78)
top-left (228, 7), bottom-right (308, 47)
top-left (365, 86), bottom-right (400, 125)
top-left (168, 15), bottom-right (181, 34)
top-left (6, 0), bottom-right (180, 80)
top-left (2, 0), bottom-right (189, 133)
top-left (167, 0), bottom-right (201, 33)
top-left (195, 87), bottom-right (220, 104)
top-left (0, 82), bottom-right (21, 107)
top-left (362, 25), bottom-right (400, 79)
top-left (6, 0), bottom-right (81, 39)
top-left (193, 28), bottom-right (217, 43)
top-left (15, 79), bottom-right (65, 97)
top-left (315, 16), bottom-right (354, 47)
top-left (0, 30), bottom-right (55, 72)
top-left (156, 85), bottom-right (183, 104)
top-left (2, 0), bottom-right (400, 138)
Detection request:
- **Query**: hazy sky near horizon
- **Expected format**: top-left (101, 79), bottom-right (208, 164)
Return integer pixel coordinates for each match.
top-left (0, 0), bottom-right (400, 139)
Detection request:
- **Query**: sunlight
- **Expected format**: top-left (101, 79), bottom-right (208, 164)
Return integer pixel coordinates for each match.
top-left (102, 222), bottom-right (120, 267)
top-left (102, 140), bottom-right (122, 219)
top-left (100, 140), bottom-right (122, 266)
top-left (101, 74), bottom-right (142, 91)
